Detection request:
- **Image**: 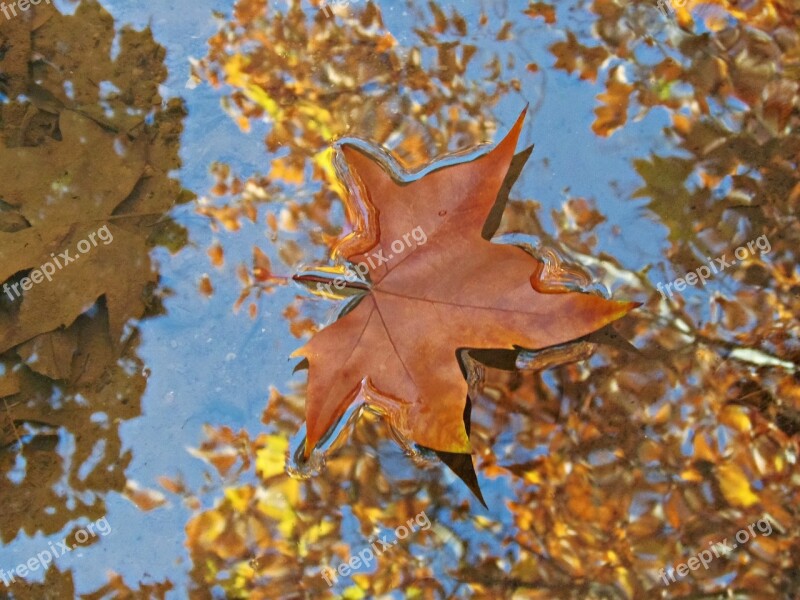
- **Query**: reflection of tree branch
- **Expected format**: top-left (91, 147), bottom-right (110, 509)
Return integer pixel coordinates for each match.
top-left (3, 399), bottom-right (21, 448)
top-left (513, 536), bottom-right (576, 581)
top-left (650, 313), bottom-right (799, 372)
top-left (549, 234), bottom-right (799, 373)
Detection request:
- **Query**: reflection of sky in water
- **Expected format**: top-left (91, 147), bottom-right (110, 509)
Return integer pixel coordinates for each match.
top-left (2, 0), bottom-right (698, 595)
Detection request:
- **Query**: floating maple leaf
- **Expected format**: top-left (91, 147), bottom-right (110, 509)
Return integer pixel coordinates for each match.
top-left (292, 108), bottom-right (637, 489)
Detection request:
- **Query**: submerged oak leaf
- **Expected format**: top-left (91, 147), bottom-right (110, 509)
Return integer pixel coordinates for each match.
top-left (293, 108), bottom-right (638, 457)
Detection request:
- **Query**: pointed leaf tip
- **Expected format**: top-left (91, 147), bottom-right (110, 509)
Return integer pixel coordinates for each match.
top-left (608, 299), bottom-right (641, 323)
top-left (507, 106), bottom-right (528, 142)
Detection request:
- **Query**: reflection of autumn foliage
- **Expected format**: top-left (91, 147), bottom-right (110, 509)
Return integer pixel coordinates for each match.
top-left (184, 390), bottom-right (458, 598)
top-left (198, 0), bottom-right (517, 173)
top-left (0, 0), bottom-right (186, 595)
top-left (4, 567), bottom-right (174, 600)
top-left (182, 0), bottom-right (800, 598)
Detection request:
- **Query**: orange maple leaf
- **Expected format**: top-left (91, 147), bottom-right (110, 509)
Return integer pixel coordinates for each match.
top-left (292, 108), bottom-right (637, 461)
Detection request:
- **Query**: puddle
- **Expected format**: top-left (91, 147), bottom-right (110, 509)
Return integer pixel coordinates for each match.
top-left (0, 0), bottom-right (797, 597)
